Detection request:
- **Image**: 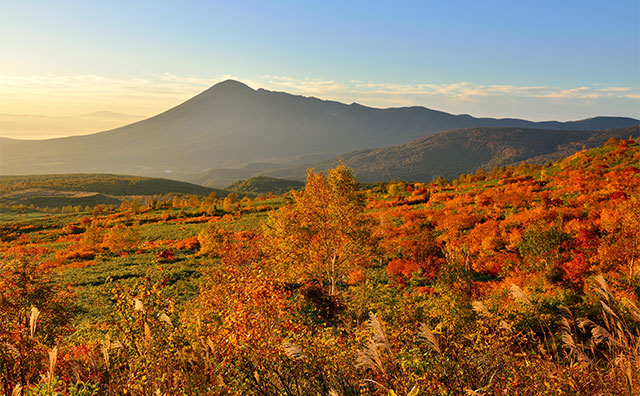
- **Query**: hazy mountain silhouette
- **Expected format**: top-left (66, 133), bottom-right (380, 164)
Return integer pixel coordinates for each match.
top-left (263, 125), bottom-right (640, 183)
top-left (1, 79), bottom-right (637, 182)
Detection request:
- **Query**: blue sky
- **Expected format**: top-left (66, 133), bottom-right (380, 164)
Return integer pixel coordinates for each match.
top-left (1, 0), bottom-right (638, 127)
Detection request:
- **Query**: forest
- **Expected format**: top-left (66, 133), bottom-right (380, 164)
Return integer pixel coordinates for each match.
top-left (0, 137), bottom-right (639, 395)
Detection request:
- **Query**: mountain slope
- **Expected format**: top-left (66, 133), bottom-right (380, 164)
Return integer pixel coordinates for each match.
top-left (264, 125), bottom-right (640, 183)
top-left (0, 174), bottom-right (226, 196)
top-left (226, 176), bottom-right (305, 196)
top-left (1, 80), bottom-right (637, 181)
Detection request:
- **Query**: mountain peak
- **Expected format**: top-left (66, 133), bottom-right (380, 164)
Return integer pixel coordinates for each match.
top-left (209, 79), bottom-right (254, 93)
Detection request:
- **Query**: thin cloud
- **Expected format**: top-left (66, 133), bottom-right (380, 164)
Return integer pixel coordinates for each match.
top-left (263, 75), bottom-right (348, 94)
top-left (0, 73), bottom-right (638, 119)
top-left (259, 77), bottom-right (639, 101)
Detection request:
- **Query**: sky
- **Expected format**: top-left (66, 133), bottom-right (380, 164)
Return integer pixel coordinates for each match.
top-left (1, 0), bottom-right (639, 138)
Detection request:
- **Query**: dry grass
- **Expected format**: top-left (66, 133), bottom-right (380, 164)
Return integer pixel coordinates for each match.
top-left (29, 306), bottom-right (39, 338)
top-left (560, 275), bottom-right (640, 395)
top-left (417, 323), bottom-right (441, 354)
top-left (357, 312), bottom-right (399, 392)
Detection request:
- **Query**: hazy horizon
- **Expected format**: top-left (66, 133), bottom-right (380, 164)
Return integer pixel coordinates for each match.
top-left (1, 1), bottom-right (638, 139)
top-left (2, 78), bottom-right (639, 141)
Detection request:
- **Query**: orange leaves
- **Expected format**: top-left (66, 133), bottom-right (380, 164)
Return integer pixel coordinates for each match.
top-left (198, 225), bottom-right (261, 268)
top-left (375, 140), bottom-right (640, 288)
top-left (378, 206), bottom-right (444, 283)
top-left (386, 257), bottom-right (443, 283)
top-left (559, 254), bottom-right (590, 290)
top-left (175, 236), bottom-right (200, 251)
top-left (55, 249), bottom-right (95, 263)
top-left (466, 219), bottom-right (503, 255)
top-left (197, 225), bottom-right (234, 257)
top-left (197, 262), bottom-right (301, 372)
top-left (102, 222), bottom-right (141, 253)
top-left (435, 209), bottom-right (483, 240)
top-left (595, 196), bottom-right (640, 273)
top-left (263, 165), bottom-right (378, 295)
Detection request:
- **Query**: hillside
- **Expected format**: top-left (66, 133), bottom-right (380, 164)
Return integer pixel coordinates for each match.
top-left (0, 189), bottom-right (121, 209)
top-left (0, 174), bottom-right (225, 196)
top-left (226, 176), bottom-right (305, 195)
top-left (1, 80), bottom-right (637, 182)
top-left (265, 125), bottom-right (640, 182)
top-left (1, 138), bottom-right (638, 394)
top-left (0, 174), bottom-right (228, 212)
top-left (0, 174), bottom-right (231, 215)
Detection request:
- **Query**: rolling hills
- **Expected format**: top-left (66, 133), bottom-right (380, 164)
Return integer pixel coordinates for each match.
top-left (226, 176), bottom-right (305, 196)
top-left (0, 174), bottom-right (225, 196)
top-left (0, 174), bottom-right (227, 211)
top-left (264, 125), bottom-right (640, 183)
top-left (1, 80), bottom-right (637, 183)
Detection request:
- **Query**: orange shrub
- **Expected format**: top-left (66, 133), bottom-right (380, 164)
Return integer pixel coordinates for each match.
top-left (175, 236), bottom-right (200, 251)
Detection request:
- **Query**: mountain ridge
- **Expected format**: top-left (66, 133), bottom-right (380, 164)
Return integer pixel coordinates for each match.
top-left (261, 125), bottom-right (640, 183)
top-left (1, 80), bottom-right (637, 182)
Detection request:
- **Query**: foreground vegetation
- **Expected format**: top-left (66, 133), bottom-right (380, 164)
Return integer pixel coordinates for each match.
top-left (1, 137), bottom-right (639, 395)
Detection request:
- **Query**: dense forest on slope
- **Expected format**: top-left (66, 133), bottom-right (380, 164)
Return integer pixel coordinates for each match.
top-left (1, 138), bottom-right (639, 395)
top-left (265, 125), bottom-right (640, 182)
top-left (0, 174), bottom-right (224, 196)
top-left (226, 176), bottom-right (305, 195)
top-left (0, 174), bottom-right (228, 213)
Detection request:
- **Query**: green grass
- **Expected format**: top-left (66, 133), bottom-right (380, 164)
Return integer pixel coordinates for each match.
top-left (0, 211), bottom-right (80, 225)
top-left (0, 211), bottom-right (88, 226)
top-left (58, 251), bottom-right (207, 323)
top-left (231, 211), bottom-right (272, 231)
top-left (247, 197), bottom-right (284, 208)
top-left (49, 204), bottom-right (278, 324)
top-left (140, 221), bottom-right (209, 241)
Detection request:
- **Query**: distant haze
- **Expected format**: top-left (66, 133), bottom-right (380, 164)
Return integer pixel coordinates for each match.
top-left (0, 112), bottom-right (146, 139)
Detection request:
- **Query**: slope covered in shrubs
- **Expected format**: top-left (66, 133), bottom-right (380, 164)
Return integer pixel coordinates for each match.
top-left (1, 138), bottom-right (638, 395)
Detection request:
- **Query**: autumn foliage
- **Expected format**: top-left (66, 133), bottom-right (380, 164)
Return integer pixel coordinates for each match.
top-left (263, 165), bottom-right (378, 295)
top-left (0, 138), bottom-right (639, 395)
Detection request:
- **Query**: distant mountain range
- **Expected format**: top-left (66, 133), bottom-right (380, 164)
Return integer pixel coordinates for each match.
top-left (1, 79), bottom-right (637, 185)
top-left (263, 125), bottom-right (640, 183)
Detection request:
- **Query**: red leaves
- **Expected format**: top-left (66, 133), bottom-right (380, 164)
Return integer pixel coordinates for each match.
top-left (156, 249), bottom-right (176, 262)
top-left (609, 191), bottom-right (627, 200)
top-left (375, 139), bottom-right (640, 292)
top-left (386, 257), bottom-right (442, 283)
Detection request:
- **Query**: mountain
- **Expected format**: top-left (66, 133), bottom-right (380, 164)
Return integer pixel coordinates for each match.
top-left (263, 125), bottom-right (640, 183)
top-left (1, 79), bottom-right (638, 181)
